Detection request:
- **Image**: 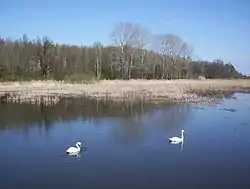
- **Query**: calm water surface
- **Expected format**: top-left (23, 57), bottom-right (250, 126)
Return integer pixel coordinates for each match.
top-left (0, 93), bottom-right (250, 189)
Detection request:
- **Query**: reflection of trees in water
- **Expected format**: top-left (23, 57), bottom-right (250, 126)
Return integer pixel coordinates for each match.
top-left (0, 102), bottom-right (55, 135)
top-left (109, 103), bottom-right (192, 146)
top-left (108, 117), bottom-right (147, 146)
top-left (144, 103), bottom-right (192, 132)
top-left (0, 98), bottom-right (170, 132)
top-left (0, 98), bottom-right (192, 146)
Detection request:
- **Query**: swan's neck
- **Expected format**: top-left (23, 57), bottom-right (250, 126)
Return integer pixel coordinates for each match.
top-left (76, 143), bottom-right (81, 149)
top-left (181, 131), bottom-right (184, 140)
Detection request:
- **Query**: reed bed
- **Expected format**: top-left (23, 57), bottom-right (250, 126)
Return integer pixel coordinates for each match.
top-left (0, 79), bottom-right (249, 105)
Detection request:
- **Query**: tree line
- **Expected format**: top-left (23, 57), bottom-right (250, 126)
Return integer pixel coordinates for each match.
top-left (0, 22), bottom-right (246, 81)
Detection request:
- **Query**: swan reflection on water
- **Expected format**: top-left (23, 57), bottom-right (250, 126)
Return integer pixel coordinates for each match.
top-left (67, 152), bottom-right (82, 159)
top-left (169, 140), bottom-right (184, 151)
top-left (66, 150), bottom-right (83, 160)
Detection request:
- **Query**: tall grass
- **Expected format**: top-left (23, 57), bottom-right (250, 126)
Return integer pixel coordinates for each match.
top-left (0, 79), bottom-right (249, 104)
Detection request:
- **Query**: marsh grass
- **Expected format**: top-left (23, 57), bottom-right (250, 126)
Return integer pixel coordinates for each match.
top-left (0, 79), bottom-right (249, 105)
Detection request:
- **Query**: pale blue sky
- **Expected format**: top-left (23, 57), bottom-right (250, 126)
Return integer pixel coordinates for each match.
top-left (1, 0), bottom-right (250, 74)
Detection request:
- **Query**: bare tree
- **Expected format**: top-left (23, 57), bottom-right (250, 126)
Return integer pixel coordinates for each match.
top-left (36, 36), bottom-right (54, 77)
top-left (133, 25), bottom-right (150, 79)
top-left (180, 42), bottom-right (194, 78)
top-left (153, 34), bottom-right (169, 79)
top-left (154, 34), bottom-right (191, 79)
top-left (93, 42), bottom-right (103, 79)
top-left (110, 22), bottom-right (145, 79)
top-left (110, 22), bottom-right (130, 79)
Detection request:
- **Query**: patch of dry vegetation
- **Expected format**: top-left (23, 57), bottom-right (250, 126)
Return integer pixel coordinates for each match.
top-left (0, 79), bottom-right (249, 105)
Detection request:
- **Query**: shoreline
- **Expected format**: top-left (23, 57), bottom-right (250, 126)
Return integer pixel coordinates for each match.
top-left (0, 79), bottom-right (250, 105)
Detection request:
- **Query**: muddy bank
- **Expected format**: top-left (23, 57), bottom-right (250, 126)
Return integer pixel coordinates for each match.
top-left (0, 79), bottom-right (249, 105)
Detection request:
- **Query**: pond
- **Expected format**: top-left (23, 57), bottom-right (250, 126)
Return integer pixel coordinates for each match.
top-left (0, 93), bottom-right (250, 189)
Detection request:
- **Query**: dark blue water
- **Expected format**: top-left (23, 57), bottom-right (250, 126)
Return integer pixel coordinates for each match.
top-left (0, 93), bottom-right (250, 189)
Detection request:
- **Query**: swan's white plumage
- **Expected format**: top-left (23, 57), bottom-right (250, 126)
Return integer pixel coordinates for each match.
top-left (168, 137), bottom-right (182, 143)
top-left (168, 130), bottom-right (184, 143)
top-left (66, 142), bottom-right (82, 154)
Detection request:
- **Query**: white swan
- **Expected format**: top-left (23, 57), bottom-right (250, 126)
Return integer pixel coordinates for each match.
top-left (66, 142), bottom-right (82, 154)
top-left (168, 130), bottom-right (185, 143)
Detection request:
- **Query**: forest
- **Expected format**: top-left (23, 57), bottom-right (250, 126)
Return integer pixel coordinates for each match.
top-left (0, 22), bottom-right (246, 82)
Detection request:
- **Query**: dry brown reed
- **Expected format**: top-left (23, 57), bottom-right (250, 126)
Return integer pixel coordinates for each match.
top-left (0, 79), bottom-right (249, 105)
